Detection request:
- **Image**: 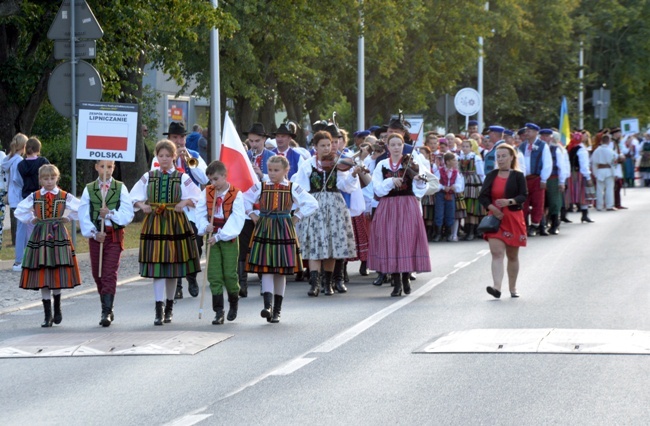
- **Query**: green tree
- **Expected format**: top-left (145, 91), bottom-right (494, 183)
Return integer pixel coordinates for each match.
top-left (0, 1), bottom-right (236, 189)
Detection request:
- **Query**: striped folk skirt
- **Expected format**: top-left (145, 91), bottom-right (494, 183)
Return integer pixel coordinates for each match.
top-left (463, 172), bottom-right (485, 220)
top-left (565, 171), bottom-right (596, 207)
top-left (455, 193), bottom-right (467, 219)
top-left (348, 214), bottom-right (370, 262)
top-left (368, 195), bottom-right (431, 274)
top-left (421, 194), bottom-right (435, 222)
top-left (20, 220), bottom-right (81, 290)
top-left (247, 212), bottom-right (302, 275)
top-left (138, 209), bottom-right (201, 278)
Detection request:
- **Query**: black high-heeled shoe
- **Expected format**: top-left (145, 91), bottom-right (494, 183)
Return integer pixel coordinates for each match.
top-left (486, 286), bottom-right (501, 299)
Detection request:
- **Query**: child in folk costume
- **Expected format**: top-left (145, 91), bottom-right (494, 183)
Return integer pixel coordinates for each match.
top-left (291, 131), bottom-right (358, 297)
top-left (244, 155), bottom-right (318, 323)
top-left (433, 152), bottom-right (465, 242)
top-left (451, 150), bottom-right (467, 242)
top-left (459, 139), bottom-right (485, 240)
top-left (638, 131), bottom-right (650, 187)
top-left (368, 133), bottom-right (431, 297)
top-left (418, 146), bottom-right (437, 240)
top-left (79, 160), bottom-right (134, 327)
top-left (565, 132), bottom-right (595, 223)
top-left (16, 164), bottom-right (81, 327)
top-left (130, 140), bottom-right (202, 326)
top-left (195, 161), bottom-right (246, 325)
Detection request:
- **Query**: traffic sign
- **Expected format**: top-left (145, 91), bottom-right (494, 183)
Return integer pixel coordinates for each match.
top-left (454, 88), bottom-right (481, 116)
top-left (436, 94), bottom-right (456, 116)
top-left (47, 0), bottom-right (104, 40)
top-left (48, 60), bottom-right (103, 118)
top-left (593, 89), bottom-right (610, 120)
top-left (53, 40), bottom-right (96, 60)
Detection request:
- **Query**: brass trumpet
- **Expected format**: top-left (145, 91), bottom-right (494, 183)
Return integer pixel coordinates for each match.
top-left (180, 150), bottom-right (199, 168)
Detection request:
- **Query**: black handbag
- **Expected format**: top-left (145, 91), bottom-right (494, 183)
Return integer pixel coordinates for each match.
top-left (477, 214), bottom-right (501, 233)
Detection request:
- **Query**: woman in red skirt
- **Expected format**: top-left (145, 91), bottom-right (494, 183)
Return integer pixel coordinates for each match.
top-left (367, 133), bottom-right (431, 297)
top-left (478, 144), bottom-right (528, 298)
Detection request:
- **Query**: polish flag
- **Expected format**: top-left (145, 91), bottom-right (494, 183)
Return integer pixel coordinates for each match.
top-left (86, 122), bottom-right (129, 151)
top-left (219, 112), bottom-right (259, 191)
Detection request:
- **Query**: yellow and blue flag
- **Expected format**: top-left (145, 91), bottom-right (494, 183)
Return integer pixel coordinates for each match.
top-left (559, 97), bottom-right (570, 146)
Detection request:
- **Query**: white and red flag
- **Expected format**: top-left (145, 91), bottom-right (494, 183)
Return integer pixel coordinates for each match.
top-left (219, 112), bottom-right (259, 191)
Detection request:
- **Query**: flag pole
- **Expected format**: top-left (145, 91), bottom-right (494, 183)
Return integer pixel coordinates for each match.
top-left (199, 190), bottom-right (218, 320)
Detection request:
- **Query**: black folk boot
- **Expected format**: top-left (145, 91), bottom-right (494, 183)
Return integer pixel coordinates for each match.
top-left (238, 261), bottom-right (248, 298)
top-left (372, 272), bottom-right (386, 286)
top-left (548, 214), bottom-right (559, 235)
top-left (333, 260), bottom-right (347, 293)
top-left (99, 294), bottom-right (113, 327)
top-left (401, 273), bottom-right (412, 295)
top-left (41, 299), bottom-right (53, 328)
top-left (538, 218), bottom-right (549, 236)
top-left (163, 299), bottom-right (174, 323)
top-left (174, 278), bottom-right (183, 300)
top-left (581, 209), bottom-right (594, 223)
top-left (432, 226), bottom-right (442, 242)
top-left (227, 292), bottom-right (239, 321)
top-left (154, 301), bottom-right (164, 326)
top-left (52, 293), bottom-right (63, 325)
top-left (271, 294), bottom-right (283, 323)
top-left (465, 223), bottom-right (475, 241)
top-left (343, 261), bottom-right (349, 283)
top-left (323, 271), bottom-right (334, 296)
top-left (560, 206), bottom-right (572, 223)
top-left (390, 274), bottom-right (402, 297)
top-left (261, 292), bottom-right (273, 322)
top-left (308, 271), bottom-right (320, 297)
top-left (212, 294), bottom-right (225, 325)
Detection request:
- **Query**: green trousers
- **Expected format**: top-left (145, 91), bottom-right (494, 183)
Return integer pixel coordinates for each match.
top-left (545, 177), bottom-right (562, 216)
top-left (207, 238), bottom-right (241, 296)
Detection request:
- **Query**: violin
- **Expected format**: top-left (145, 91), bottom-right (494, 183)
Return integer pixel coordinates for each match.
top-left (319, 152), bottom-right (357, 172)
top-left (401, 154), bottom-right (420, 179)
top-left (400, 154), bottom-right (431, 182)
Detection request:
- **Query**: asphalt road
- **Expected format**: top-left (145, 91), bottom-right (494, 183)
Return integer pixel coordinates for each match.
top-left (1, 188), bottom-right (649, 425)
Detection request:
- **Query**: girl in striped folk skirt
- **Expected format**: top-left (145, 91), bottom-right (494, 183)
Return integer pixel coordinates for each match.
top-left (15, 164), bottom-right (82, 328)
top-left (459, 140), bottom-right (485, 240)
top-left (130, 140), bottom-right (202, 326)
top-left (244, 155), bottom-right (318, 323)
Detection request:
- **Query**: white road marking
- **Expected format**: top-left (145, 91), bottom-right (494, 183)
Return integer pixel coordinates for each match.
top-left (269, 357), bottom-right (317, 375)
top-left (219, 250), bottom-right (490, 402)
top-left (164, 406), bottom-right (212, 426)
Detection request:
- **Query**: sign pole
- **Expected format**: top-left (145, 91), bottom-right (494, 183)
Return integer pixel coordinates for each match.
top-left (210, 0), bottom-right (221, 161)
top-left (70, 0), bottom-right (77, 244)
top-left (598, 86), bottom-right (604, 130)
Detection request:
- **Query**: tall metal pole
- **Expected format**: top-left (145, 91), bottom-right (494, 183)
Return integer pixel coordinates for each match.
top-left (579, 41), bottom-right (584, 130)
top-left (444, 93), bottom-right (449, 133)
top-left (210, 0), bottom-right (221, 161)
top-left (70, 0), bottom-right (77, 244)
top-left (357, 0), bottom-right (365, 131)
top-left (477, 2), bottom-right (489, 133)
top-left (598, 86), bottom-right (604, 130)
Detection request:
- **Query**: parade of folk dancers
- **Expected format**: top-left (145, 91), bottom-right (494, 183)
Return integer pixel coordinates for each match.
top-left (4, 116), bottom-right (645, 328)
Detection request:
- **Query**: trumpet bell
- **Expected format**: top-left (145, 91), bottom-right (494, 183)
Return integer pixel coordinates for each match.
top-left (181, 151), bottom-right (199, 168)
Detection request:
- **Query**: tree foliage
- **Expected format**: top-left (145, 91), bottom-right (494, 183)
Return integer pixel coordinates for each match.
top-left (2, 0), bottom-right (650, 187)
